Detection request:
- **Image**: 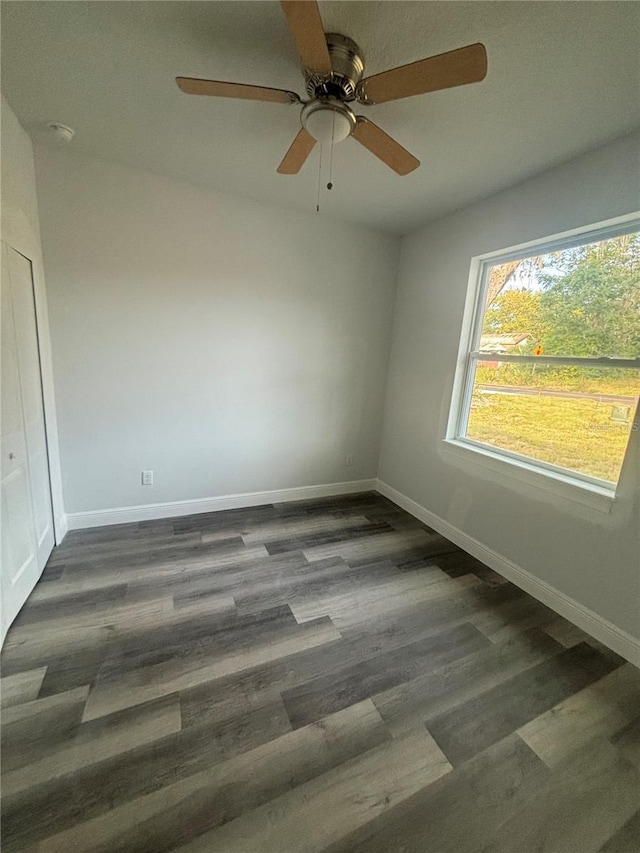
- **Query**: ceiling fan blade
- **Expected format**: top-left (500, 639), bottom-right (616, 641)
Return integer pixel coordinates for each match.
top-left (176, 77), bottom-right (300, 104)
top-left (280, 1), bottom-right (332, 75)
top-left (357, 43), bottom-right (487, 105)
top-left (277, 128), bottom-right (316, 174)
top-left (352, 118), bottom-right (419, 175)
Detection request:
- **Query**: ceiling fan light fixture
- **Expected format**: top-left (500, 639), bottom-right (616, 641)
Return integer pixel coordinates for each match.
top-left (177, 2), bottom-right (488, 176)
top-left (301, 100), bottom-right (355, 145)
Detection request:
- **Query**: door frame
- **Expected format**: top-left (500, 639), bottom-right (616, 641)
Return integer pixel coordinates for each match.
top-left (2, 205), bottom-right (66, 545)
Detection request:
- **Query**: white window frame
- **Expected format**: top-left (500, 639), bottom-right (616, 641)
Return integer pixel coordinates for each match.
top-left (445, 212), bottom-right (640, 503)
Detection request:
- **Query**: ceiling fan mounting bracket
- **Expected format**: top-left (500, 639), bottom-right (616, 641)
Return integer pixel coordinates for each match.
top-left (355, 82), bottom-right (374, 105)
top-left (305, 33), bottom-right (364, 102)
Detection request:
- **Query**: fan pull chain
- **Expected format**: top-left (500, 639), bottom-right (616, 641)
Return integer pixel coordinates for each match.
top-left (327, 112), bottom-right (335, 190)
top-left (316, 143), bottom-right (323, 212)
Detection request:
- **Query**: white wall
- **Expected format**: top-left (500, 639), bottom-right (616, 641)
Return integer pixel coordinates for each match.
top-left (378, 131), bottom-right (640, 642)
top-left (34, 145), bottom-right (400, 516)
top-left (1, 96), bottom-right (65, 541)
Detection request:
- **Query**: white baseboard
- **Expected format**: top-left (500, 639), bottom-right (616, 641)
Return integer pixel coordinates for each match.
top-left (376, 479), bottom-right (640, 667)
top-left (65, 479), bottom-right (378, 531)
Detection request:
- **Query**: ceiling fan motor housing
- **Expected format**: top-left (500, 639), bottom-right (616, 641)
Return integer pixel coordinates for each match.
top-left (305, 33), bottom-right (364, 101)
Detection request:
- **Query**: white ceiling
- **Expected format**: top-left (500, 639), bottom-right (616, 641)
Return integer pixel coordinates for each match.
top-left (2, 1), bottom-right (639, 234)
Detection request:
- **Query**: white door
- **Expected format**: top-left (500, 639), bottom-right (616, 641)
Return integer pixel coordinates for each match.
top-left (1, 242), bottom-right (54, 633)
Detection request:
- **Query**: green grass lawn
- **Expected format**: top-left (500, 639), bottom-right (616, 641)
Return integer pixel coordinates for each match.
top-left (467, 391), bottom-right (638, 483)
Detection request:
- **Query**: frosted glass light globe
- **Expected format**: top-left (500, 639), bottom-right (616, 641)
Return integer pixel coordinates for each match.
top-left (304, 107), bottom-right (352, 144)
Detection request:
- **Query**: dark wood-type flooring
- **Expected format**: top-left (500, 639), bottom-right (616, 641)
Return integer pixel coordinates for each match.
top-left (1, 492), bottom-right (639, 852)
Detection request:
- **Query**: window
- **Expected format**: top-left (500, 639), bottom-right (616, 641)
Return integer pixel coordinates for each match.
top-left (448, 216), bottom-right (640, 496)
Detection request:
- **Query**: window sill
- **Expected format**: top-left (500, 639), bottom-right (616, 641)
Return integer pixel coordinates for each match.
top-left (441, 438), bottom-right (616, 514)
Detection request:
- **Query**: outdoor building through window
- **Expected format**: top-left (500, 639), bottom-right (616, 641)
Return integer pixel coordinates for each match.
top-left (449, 219), bottom-right (640, 493)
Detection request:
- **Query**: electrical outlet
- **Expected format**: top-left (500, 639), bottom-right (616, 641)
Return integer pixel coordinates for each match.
top-left (141, 470), bottom-right (154, 486)
top-left (345, 454), bottom-right (353, 467)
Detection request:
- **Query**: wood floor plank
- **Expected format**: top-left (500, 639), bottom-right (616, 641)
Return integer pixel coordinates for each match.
top-left (425, 642), bottom-right (621, 765)
top-left (544, 616), bottom-right (593, 648)
top-left (232, 556), bottom-right (395, 617)
top-left (1, 685), bottom-right (88, 772)
top-left (0, 685), bottom-right (90, 726)
top-left (82, 615), bottom-right (341, 721)
top-left (0, 667), bottom-right (47, 708)
top-left (0, 595), bottom-right (236, 679)
top-left (125, 549), bottom-right (309, 603)
top-left (476, 741), bottom-right (640, 853)
top-left (302, 528), bottom-right (436, 562)
top-left (610, 717), bottom-right (640, 770)
top-left (239, 513), bottom-right (382, 545)
top-left (597, 810), bottom-right (640, 852)
top-left (2, 621), bottom-right (120, 665)
top-left (282, 621), bottom-right (489, 728)
top-left (46, 531), bottom-right (203, 568)
top-left (37, 647), bottom-right (110, 697)
top-left (265, 521), bottom-right (393, 555)
top-left (290, 563), bottom-right (481, 624)
top-left (272, 492), bottom-right (385, 518)
top-left (28, 699), bottom-right (389, 853)
top-left (95, 603), bottom-right (295, 680)
top-left (13, 583), bottom-right (129, 623)
top-left (31, 544), bottom-right (270, 599)
top-left (58, 534), bottom-right (247, 575)
top-left (10, 593), bottom-right (174, 636)
top-left (176, 616), bottom-right (469, 730)
top-left (372, 627), bottom-right (563, 730)
top-left (469, 593), bottom-right (558, 640)
top-left (325, 569), bottom-right (522, 638)
top-left (173, 727), bottom-right (452, 852)
top-left (327, 733), bottom-right (551, 853)
top-left (2, 693), bottom-right (182, 797)
top-left (172, 504), bottom-right (278, 534)
top-left (518, 662), bottom-right (640, 768)
top-left (1, 699), bottom-right (292, 850)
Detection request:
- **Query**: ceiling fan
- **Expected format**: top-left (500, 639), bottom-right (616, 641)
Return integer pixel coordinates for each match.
top-left (176, 0), bottom-right (487, 176)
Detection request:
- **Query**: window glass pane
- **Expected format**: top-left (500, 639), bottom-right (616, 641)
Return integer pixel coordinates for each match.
top-left (481, 232), bottom-right (640, 358)
top-left (466, 364), bottom-right (639, 484)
